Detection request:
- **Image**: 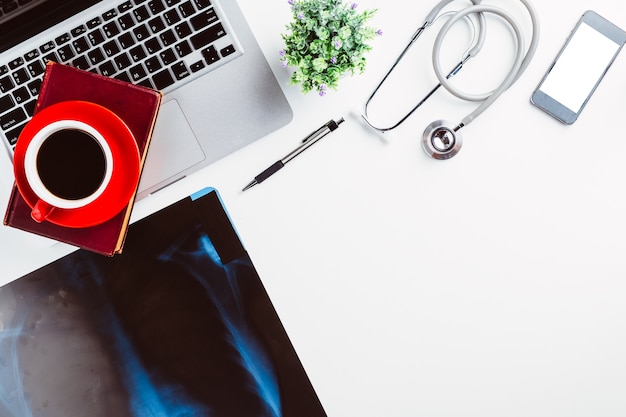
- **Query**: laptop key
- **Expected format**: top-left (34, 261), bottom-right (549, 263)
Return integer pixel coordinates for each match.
top-left (12, 86), bottom-right (29, 104)
top-left (190, 60), bottom-right (205, 72)
top-left (73, 37), bottom-right (89, 54)
top-left (86, 17), bottom-right (101, 29)
top-left (24, 49), bottom-right (39, 61)
top-left (26, 60), bottom-right (45, 77)
top-left (118, 13), bottom-right (134, 30)
top-left (144, 56), bottom-right (162, 73)
top-left (164, 9), bottom-right (181, 25)
top-left (118, 1), bottom-right (133, 12)
top-left (152, 68), bottom-right (174, 89)
top-left (129, 63), bottom-right (147, 82)
top-left (133, 24), bottom-right (151, 41)
top-left (194, 0), bottom-right (211, 9)
top-left (129, 44), bottom-right (147, 62)
top-left (72, 55), bottom-right (90, 70)
top-left (190, 23), bottom-right (226, 49)
top-left (103, 40), bottom-right (121, 57)
top-left (99, 61), bottom-right (116, 77)
top-left (0, 107), bottom-right (27, 131)
top-left (103, 21), bottom-right (121, 38)
top-left (149, 16), bottom-right (166, 34)
top-left (179, 1), bottom-right (195, 18)
top-left (0, 65), bottom-right (8, 76)
top-left (118, 32), bottom-right (135, 49)
top-left (175, 21), bottom-right (192, 38)
top-left (55, 33), bottom-right (71, 45)
top-left (220, 44), bottom-right (235, 57)
top-left (54, 44), bottom-right (73, 62)
top-left (88, 29), bottom-right (106, 46)
top-left (71, 25), bottom-right (87, 37)
top-left (134, 5), bottom-right (150, 22)
top-left (88, 48), bottom-right (106, 65)
top-left (102, 8), bottom-right (118, 21)
top-left (190, 8), bottom-right (217, 31)
top-left (42, 52), bottom-right (59, 64)
top-left (145, 37), bottom-right (161, 54)
top-left (40, 41), bottom-right (55, 53)
top-left (8, 57), bottom-right (23, 70)
top-left (148, 0), bottom-right (165, 14)
top-left (175, 40), bottom-right (192, 57)
top-left (6, 123), bottom-right (25, 146)
top-left (12, 68), bottom-right (29, 85)
top-left (0, 95), bottom-right (13, 114)
top-left (114, 52), bottom-right (132, 70)
top-left (24, 100), bottom-right (37, 117)
top-left (201, 45), bottom-right (219, 64)
top-left (160, 29), bottom-right (177, 46)
top-left (114, 71), bottom-right (131, 83)
top-left (0, 75), bottom-right (15, 93)
top-left (27, 78), bottom-right (41, 96)
top-left (171, 61), bottom-right (190, 80)
top-left (159, 48), bottom-right (176, 65)
top-left (3, 3), bottom-right (18, 14)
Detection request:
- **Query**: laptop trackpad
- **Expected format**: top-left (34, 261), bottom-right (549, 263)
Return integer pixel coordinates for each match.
top-left (138, 100), bottom-right (205, 194)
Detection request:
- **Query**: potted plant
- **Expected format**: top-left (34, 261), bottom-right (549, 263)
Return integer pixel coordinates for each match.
top-left (280, 0), bottom-right (381, 96)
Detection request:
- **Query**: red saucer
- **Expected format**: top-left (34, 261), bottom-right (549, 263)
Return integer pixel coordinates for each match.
top-left (14, 101), bottom-right (140, 228)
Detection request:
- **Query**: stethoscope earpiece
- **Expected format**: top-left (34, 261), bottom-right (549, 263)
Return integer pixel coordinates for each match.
top-left (422, 120), bottom-right (462, 160)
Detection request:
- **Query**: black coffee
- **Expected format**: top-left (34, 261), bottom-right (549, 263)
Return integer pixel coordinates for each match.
top-left (36, 129), bottom-right (107, 201)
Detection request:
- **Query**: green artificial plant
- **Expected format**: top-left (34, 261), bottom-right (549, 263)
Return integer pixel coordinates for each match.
top-left (280, 0), bottom-right (381, 96)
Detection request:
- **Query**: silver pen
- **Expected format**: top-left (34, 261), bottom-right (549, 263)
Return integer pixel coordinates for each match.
top-left (242, 117), bottom-right (344, 191)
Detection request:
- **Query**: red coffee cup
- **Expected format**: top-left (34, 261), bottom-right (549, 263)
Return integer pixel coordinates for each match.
top-left (13, 101), bottom-right (140, 228)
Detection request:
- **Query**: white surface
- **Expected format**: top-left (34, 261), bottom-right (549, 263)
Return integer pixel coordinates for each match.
top-left (2, 1), bottom-right (626, 416)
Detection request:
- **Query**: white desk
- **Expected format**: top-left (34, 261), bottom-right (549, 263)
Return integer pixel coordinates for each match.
top-left (2, 1), bottom-right (626, 416)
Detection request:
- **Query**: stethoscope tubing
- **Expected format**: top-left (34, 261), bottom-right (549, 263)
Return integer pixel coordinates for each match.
top-left (361, 0), bottom-right (540, 134)
top-left (435, 4), bottom-right (526, 128)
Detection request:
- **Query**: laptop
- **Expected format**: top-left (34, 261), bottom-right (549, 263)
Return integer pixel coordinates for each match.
top-left (0, 0), bottom-right (293, 199)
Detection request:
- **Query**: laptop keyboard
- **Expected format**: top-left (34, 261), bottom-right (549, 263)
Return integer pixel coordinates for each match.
top-left (0, 0), bottom-right (241, 152)
top-left (0, 0), bottom-right (41, 22)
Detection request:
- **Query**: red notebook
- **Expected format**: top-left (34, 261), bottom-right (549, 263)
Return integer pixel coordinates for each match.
top-left (3, 62), bottom-right (162, 256)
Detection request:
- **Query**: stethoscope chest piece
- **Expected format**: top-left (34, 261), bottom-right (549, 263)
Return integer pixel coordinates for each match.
top-left (422, 120), bottom-right (463, 160)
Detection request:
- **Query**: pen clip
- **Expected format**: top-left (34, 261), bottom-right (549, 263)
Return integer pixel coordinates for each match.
top-left (301, 125), bottom-right (328, 143)
top-left (301, 118), bottom-right (344, 143)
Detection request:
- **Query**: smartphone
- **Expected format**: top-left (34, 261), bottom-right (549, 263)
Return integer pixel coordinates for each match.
top-left (531, 11), bottom-right (626, 124)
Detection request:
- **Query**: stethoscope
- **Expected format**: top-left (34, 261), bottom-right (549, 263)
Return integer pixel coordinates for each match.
top-left (361, 0), bottom-right (540, 159)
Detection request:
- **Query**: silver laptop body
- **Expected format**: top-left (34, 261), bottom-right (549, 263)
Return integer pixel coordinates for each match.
top-left (0, 0), bottom-right (292, 198)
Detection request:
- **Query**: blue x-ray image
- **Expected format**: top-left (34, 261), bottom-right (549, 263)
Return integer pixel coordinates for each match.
top-left (0, 189), bottom-right (325, 417)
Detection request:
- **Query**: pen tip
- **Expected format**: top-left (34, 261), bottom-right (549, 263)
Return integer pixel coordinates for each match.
top-left (242, 180), bottom-right (257, 192)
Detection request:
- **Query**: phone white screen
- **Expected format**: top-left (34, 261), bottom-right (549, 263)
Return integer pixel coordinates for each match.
top-left (539, 22), bottom-right (620, 113)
